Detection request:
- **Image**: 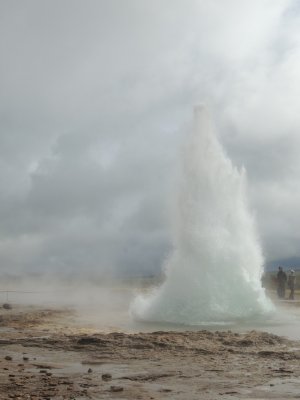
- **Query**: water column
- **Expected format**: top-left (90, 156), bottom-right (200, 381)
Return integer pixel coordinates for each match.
top-left (132, 106), bottom-right (273, 324)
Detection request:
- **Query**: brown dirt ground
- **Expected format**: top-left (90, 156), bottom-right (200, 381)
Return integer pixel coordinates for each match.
top-left (0, 304), bottom-right (300, 399)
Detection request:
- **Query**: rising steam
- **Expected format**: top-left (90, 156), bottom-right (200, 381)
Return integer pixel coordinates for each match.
top-left (131, 106), bottom-right (273, 324)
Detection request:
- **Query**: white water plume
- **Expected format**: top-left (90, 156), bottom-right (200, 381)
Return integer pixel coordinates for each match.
top-left (131, 106), bottom-right (273, 324)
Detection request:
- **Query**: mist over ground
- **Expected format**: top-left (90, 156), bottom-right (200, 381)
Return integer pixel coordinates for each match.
top-left (1, 0), bottom-right (300, 278)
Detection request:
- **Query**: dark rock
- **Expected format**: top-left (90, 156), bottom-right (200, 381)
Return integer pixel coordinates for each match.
top-left (5, 356), bottom-right (12, 361)
top-left (3, 303), bottom-right (12, 310)
top-left (110, 385), bottom-right (123, 392)
top-left (88, 368), bottom-right (93, 373)
top-left (102, 373), bottom-right (112, 381)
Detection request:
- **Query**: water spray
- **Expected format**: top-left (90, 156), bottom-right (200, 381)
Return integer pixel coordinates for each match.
top-left (131, 106), bottom-right (273, 324)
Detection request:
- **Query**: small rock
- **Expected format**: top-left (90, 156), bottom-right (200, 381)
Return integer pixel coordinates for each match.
top-left (23, 357), bottom-right (29, 361)
top-left (110, 386), bottom-right (123, 392)
top-left (5, 356), bottom-right (12, 361)
top-left (102, 373), bottom-right (112, 381)
top-left (3, 303), bottom-right (12, 310)
top-left (88, 368), bottom-right (93, 373)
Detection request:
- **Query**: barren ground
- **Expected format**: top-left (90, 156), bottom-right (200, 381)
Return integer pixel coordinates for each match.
top-left (0, 303), bottom-right (300, 399)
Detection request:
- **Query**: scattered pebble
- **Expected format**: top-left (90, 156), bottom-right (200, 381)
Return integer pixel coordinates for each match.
top-left (88, 368), bottom-right (93, 373)
top-left (5, 356), bottom-right (12, 361)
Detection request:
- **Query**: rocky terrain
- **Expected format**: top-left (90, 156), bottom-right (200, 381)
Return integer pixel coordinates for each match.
top-left (0, 305), bottom-right (300, 399)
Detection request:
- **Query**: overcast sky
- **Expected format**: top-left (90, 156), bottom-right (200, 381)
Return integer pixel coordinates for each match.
top-left (1, 0), bottom-right (300, 277)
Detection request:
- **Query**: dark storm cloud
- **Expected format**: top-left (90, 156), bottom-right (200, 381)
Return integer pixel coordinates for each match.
top-left (0, 0), bottom-right (299, 275)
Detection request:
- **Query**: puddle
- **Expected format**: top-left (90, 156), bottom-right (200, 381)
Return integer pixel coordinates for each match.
top-left (253, 377), bottom-right (300, 397)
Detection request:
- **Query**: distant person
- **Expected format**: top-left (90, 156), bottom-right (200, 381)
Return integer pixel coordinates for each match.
top-left (277, 266), bottom-right (287, 299)
top-left (288, 269), bottom-right (296, 300)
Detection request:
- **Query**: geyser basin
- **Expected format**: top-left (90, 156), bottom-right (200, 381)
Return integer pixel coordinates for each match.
top-left (131, 106), bottom-right (273, 324)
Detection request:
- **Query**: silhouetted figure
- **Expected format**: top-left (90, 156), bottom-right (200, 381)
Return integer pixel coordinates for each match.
top-left (288, 269), bottom-right (296, 300)
top-left (277, 266), bottom-right (287, 299)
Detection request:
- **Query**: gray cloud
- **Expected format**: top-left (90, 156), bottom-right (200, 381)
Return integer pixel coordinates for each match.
top-left (0, 0), bottom-right (299, 275)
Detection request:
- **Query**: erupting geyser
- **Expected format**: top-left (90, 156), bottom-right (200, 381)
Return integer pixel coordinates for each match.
top-left (131, 106), bottom-right (273, 324)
